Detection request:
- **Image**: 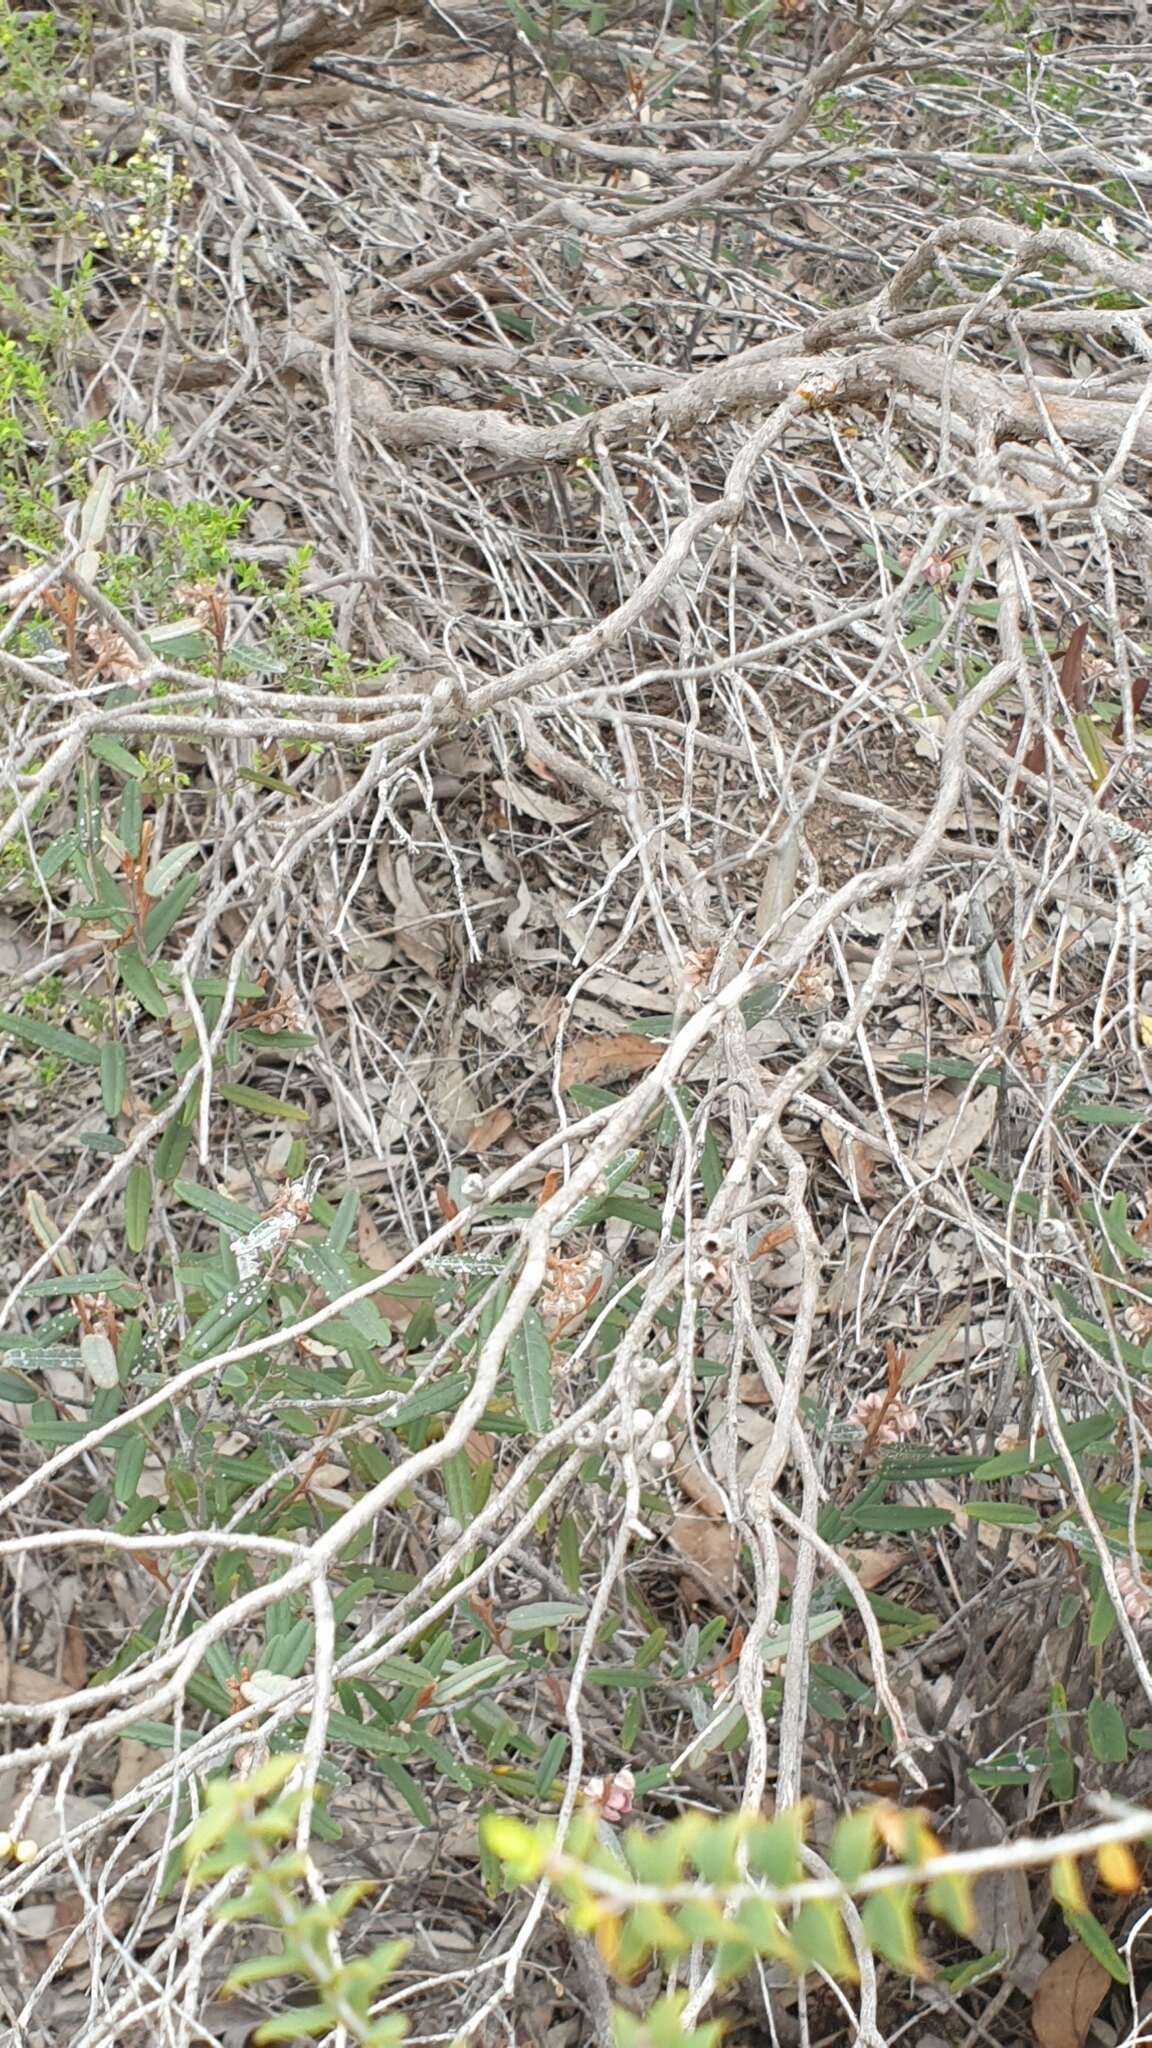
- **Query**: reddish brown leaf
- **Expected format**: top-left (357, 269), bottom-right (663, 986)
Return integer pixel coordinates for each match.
top-left (464, 1107), bottom-right (514, 1155)
top-left (1057, 622), bottom-right (1090, 714)
top-left (1112, 676), bottom-right (1151, 742)
top-left (559, 1033), bottom-right (664, 1089)
top-left (1009, 714), bottom-right (1051, 776)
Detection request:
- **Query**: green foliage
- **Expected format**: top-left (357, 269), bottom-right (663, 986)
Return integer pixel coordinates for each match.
top-left (184, 1758), bottom-right (408, 2045)
top-left (484, 1801), bottom-right (1147, 2018)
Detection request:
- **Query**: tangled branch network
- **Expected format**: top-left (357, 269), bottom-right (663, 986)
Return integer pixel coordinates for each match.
top-left (4, 0), bottom-right (1152, 2041)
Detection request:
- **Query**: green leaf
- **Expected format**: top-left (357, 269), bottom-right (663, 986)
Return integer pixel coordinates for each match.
top-left (89, 734), bottom-right (146, 777)
top-left (142, 870), bottom-right (199, 955)
top-left (938, 1951), bottom-right (1005, 1992)
top-left (216, 1083), bottom-right (309, 1122)
top-left (506, 1600), bottom-right (587, 1634)
top-left (1065, 1908), bottom-right (1129, 1983)
top-left (964, 1503), bottom-right (1038, 1528)
top-left (80, 1331), bottom-right (119, 1389)
top-left (508, 1309), bottom-right (552, 1433)
top-left (173, 1180), bottom-right (260, 1231)
top-left (114, 1431), bottom-right (146, 1506)
top-left (534, 1731), bottom-right (567, 1800)
top-left (746, 1807), bottom-right (805, 1887)
top-left (971, 1166), bottom-right (1041, 1216)
top-left (559, 1516), bottom-right (581, 1594)
top-left (861, 1888), bottom-right (925, 1977)
top-left (124, 1163), bottom-right (152, 1253)
top-left (120, 779), bottom-right (142, 856)
top-left (117, 946), bottom-right (169, 1020)
top-left (441, 1449), bottom-right (474, 1531)
top-left (1087, 1695), bottom-right (1128, 1765)
top-left (254, 2008), bottom-right (339, 2044)
top-left (433, 1655), bottom-right (516, 1706)
top-left (1073, 711), bottom-right (1109, 790)
top-left (1061, 1101), bottom-right (1144, 1128)
top-left (101, 1040), bottom-right (127, 1118)
top-left (143, 843), bottom-right (200, 896)
top-left (849, 1505), bottom-right (953, 1532)
top-left (0, 1011), bottom-right (102, 1066)
top-left (376, 1754), bottom-right (431, 1826)
top-left (831, 1809), bottom-right (877, 1885)
top-left (792, 1898), bottom-right (856, 1979)
top-left (925, 1868), bottom-right (976, 1937)
top-left (155, 1113), bottom-right (193, 1183)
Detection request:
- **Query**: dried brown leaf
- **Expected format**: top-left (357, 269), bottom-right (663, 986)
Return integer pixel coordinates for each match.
top-left (0, 1652), bottom-right (71, 1705)
top-left (913, 1085), bottom-right (997, 1173)
top-left (464, 1106), bottom-right (514, 1154)
top-left (112, 1737), bottom-right (160, 1802)
top-left (669, 1513), bottom-right (740, 1595)
top-left (493, 775), bottom-right (585, 826)
top-left (1031, 1941), bottom-right (1112, 2048)
top-left (559, 1033), bottom-right (664, 1089)
top-left (843, 1546), bottom-right (910, 1590)
top-left (376, 850), bottom-right (447, 976)
top-left (820, 1119), bottom-right (885, 1200)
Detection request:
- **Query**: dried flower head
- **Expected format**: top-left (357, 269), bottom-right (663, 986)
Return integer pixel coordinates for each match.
top-left (898, 544), bottom-right (953, 589)
top-left (583, 1768), bottom-right (635, 1825)
top-left (1114, 1560), bottom-right (1151, 1626)
top-left (180, 581), bottom-right (229, 649)
top-left (1020, 1018), bottom-right (1084, 1079)
top-left (957, 1020), bottom-right (995, 1063)
top-left (682, 946), bottom-right (718, 993)
top-left (792, 960), bottom-right (833, 1010)
top-left (1122, 1299), bottom-right (1152, 1342)
top-left (540, 1248), bottom-right (606, 1337)
top-left (86, 621), bottom-right (143, 681)
top-left (851, 1391), bottom-right (918, 1447)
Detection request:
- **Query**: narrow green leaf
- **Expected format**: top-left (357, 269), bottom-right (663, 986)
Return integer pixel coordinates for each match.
top-left (965, 1503), bottom-right (1038, 1528)
top-left (849, 1505), bottom-right (953, 1533)
top-left (143, 843), bottom-right (200, 897)
top-left (172, 1181), bottom-right (260, 1230)
top-left (1061, 1102), bottom-right (1145, 1129)
top-left (217, 1083), bottom-right (309, 1122)
top-left (0, 1011), bottom-right (102, 1066)
top-left (119, 779), bottom-right (142, 856)
top-left (154, 1114), bottom-right (193, 1183)
top-left (1065, 1908), bottom-right (1130, 1983)
top-left (433, 1654), bottom-right (515, 1705)
top-left (124, 1163), bottom-right (152, 1253)
top-left (114, 1432), bottom-right (146, 1506)
top-left (506, 1600), bottom-right (587, 1634)
top-left (508, 1309), bottom-right (552, 1433)
top-left (1073, 711), bottom-right (1109, 790)
top-left (101, 1040), bottom-right (127, 1118)
top-left (534, 1731), bottom-right (567, 1799)
top-left (442, 1449), bottom-right (474, 1531)
top-left (118, 947), bottom-right (169, 1020)
top-left (142, 870), bottom-right (199, 955)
